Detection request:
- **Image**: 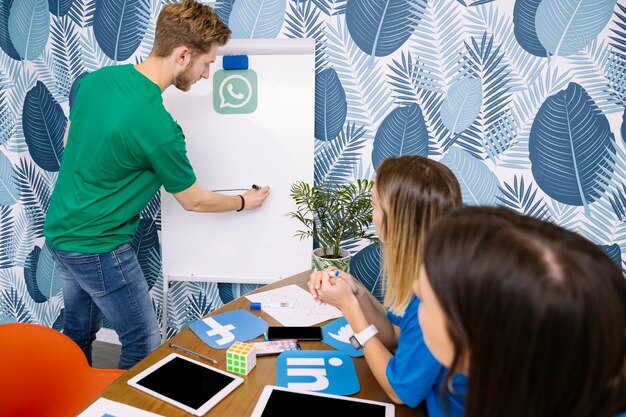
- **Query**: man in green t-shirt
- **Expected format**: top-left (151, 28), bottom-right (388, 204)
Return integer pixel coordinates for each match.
top-left (43, 0), bottom-right (269, 369)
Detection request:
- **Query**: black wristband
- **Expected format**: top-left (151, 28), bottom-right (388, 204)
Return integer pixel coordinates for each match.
top-left (236, 195), bottom-right (245, 212)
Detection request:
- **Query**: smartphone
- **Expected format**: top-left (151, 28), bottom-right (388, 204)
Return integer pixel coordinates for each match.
top-left (267, 326), bottom-right (323, 341)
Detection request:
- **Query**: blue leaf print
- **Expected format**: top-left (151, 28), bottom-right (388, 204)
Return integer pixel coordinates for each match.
top-left (36, 243), bottom-right (62, 299)
top-left (0, 288), bottom-right (33, 322)
top-left (315, 68), bottom-right (347, 141)
top-left (440, 146), bottom-right (500, 206)
top-left (93, 0), bottom-right (149, 61)
top-left (0, 0), bottom-right (20, 60)
top-left (497, 175), bottom-right (549, 219)
top-left (315, 122), bottom-right (367, 185)
top-left (15, 158), bottom-right (49, 238)
top-left (372, 103), bottom-right (429, 169)
top-left (215, 0), bottom-right (236, 24)
top-left (218, 283), bottom-right (235, 304)
top-left (69, 71), bottom-right (87, 110)
top-left (229, 0), bottom-right (286, 39)
top-left (68, 0), bottom-right (96, 28)
top-left (23, 81), bottom-right (66, 172)
top-left (513, 0), bottom-right (547, 57)
top-left (535, 0), bottom-right (617, 57)
top-left (346, 0), bottom-right (425, 57)
top-left (188, 292), bottom-right (217, 320)
top-left (440, 77), bottom-right (483, 134)
top-left (132, 216), bottom-right (159, 290)
top-left (600, 244), bottom-right (622, 268)
top-left (8, 0), bottom-right (50, 61)
top-left (529, 83), bottom-right (615, 207)
top-left (609, 3), bottom-right (626, 55)
top-left (49, 0), bottom-right (73, 17)
top-left (239, 283), bottom-right (263, 297)
top-left (622, 107), bottom-right (626, 145)
top-left (0, 205), bottom-right (13, 268)
top-left (24, 246), bottom-right (47, 303)
top-left (349, 244), bottom-right (383, 303)
top-left (0, 152), bottom-right (19, 206)
top-left (52, 308), bottom-right (64, 331)
top-left (0, 315), bottom-right (17, 324)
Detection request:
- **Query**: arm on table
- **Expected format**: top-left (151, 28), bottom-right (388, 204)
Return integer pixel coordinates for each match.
top-left (314, 272), bottom-right (403, 404)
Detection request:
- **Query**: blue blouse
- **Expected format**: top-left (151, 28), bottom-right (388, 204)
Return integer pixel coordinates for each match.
top-left (386, 297), bottom-right (466, 417)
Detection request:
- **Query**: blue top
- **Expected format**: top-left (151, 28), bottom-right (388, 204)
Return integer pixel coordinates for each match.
top-left (386, 297), bottom-right (466, 417)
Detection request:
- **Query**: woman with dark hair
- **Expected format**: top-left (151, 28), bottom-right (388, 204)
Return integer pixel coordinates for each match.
top-left (416, 206), bottom-right (626, 417)
top-left (309, 155), bottom-right (465, 416)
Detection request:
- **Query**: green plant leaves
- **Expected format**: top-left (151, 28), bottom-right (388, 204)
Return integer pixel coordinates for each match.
top-left (288, 179), bottom-right (378, 258)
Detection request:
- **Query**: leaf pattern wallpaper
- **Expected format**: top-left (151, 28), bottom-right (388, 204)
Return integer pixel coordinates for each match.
top-left (1, 0), bottom-right (626, 338)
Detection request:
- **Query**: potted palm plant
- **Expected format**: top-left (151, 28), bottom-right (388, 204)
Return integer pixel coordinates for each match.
top-left (288, 179), bottom-right (378, 272)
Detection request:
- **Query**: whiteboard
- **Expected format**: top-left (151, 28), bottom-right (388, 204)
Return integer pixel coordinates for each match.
top-left (161, 39), bottom-right (314, 284)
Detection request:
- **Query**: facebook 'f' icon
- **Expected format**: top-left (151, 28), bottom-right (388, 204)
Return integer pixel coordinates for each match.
top-left (276, 350), bottom-right (360, 395)
top-left (189, 309), bottom-right (267, 349)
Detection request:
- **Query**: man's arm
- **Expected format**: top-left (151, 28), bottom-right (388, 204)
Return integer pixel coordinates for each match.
top-left (173, 183), bottom-right (270, 213)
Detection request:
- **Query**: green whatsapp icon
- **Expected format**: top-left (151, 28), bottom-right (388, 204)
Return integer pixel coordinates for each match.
top-left (213, 69), bottom-right (257, 114)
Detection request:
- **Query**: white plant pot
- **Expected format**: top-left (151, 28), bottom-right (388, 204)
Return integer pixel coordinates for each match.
top-left (311, 248), bottom-right (351, 272)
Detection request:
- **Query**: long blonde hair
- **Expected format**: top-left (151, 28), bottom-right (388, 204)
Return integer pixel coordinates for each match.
top-left (377, 155), bottom-right (462, 315)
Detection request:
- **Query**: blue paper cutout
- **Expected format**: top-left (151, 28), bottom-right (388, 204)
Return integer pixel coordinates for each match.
top-left (322, 316), bottom-right (363, 358)
top-left (189, 309), bottom-right (267, 349)
top-left (276, 350), bottom-right (360, 396)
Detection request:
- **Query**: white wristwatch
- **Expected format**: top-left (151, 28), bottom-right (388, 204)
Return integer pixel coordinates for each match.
top-left (349, 324), bottom-right (378, 350)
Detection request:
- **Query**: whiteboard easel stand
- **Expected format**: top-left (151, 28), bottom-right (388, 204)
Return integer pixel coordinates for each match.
top-left (159, 39), bottom-right (315, 341)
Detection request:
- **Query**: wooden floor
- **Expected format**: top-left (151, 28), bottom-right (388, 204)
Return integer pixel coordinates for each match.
top-left (92, 340), bottom-right (121, 369)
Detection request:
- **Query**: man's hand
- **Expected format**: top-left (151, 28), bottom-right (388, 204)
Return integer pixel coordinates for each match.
top-left (242, 185), bottom-right (270, 210)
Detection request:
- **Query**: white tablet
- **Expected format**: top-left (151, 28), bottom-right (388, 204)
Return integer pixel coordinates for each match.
top-left (127, 353), bottom-right (243, 416)
top-left (251, 385), bottom-right (395, 417)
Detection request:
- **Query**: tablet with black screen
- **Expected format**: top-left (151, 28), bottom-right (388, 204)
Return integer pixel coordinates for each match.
top-left (251, 385), bottom-right (395, 417)
top-left (127, 353), bottom-right (243, 416)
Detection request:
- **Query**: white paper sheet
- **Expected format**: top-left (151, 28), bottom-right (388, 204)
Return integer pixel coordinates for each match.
top-left (245, 285), bottom-right (341, 326)
top-left (77, 398), bottom-right (165, 417)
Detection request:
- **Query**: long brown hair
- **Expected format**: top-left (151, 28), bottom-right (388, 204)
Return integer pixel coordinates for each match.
top-left (153, 0), bottom-right (231, 57)
top-left (423, 206), bottom-right (626, 417)
top-left (376, 155), bottom-right (461, 315)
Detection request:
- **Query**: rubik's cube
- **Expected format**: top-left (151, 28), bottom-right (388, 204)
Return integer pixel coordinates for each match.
top-left (226, 341), bottom-right (256, 375)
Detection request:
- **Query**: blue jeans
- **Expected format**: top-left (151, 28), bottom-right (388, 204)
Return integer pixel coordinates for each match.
top-left (48, 242), bottom-right (161, 369)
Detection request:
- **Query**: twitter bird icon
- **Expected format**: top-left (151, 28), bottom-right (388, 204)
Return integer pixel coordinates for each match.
top-left (322, 317), bottom-right (364, 357)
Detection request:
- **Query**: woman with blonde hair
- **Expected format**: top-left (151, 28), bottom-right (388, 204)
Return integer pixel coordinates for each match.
top-left (309, 155), bottom-right (465, 416)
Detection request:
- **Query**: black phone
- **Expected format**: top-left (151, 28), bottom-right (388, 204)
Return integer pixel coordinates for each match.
top-left (267, 326), bottom-right (323, 341)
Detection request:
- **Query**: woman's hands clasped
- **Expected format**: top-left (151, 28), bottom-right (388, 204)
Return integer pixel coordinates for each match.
top-left (308, 267), bottom-right (359, 310)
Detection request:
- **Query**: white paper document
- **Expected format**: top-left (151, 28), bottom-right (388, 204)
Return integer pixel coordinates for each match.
top-left (78, 398), bottom-right (165, 417)
top-left (246, 284), bottom-right (341, 326)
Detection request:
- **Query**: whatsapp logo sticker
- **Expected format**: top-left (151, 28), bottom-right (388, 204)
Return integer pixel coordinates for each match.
top-left (213, 69), bottom-right (257, 114)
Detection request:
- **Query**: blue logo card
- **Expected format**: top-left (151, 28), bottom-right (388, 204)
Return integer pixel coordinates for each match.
top-left (322, 316), bottom-right (364, 357)
top-left (189, 309), bottom-right (267, 349)
top-left (276, 350), bottom-right (360, 396)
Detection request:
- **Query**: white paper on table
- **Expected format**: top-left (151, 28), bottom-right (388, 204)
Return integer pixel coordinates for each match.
top-left (77, 398), bottom-right (166, 417)
top-left (245, 284), bottom-right (341, 326)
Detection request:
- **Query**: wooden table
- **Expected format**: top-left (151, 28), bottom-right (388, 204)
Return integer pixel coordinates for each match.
top-left (95, 271), bottom-right (422, 416)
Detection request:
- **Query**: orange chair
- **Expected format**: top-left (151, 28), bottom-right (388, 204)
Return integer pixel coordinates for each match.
top-left (0, 323), bottom-right (125, 417)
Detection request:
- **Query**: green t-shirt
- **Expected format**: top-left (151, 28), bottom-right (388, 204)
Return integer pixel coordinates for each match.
top-left (44, 64), bottom-right (196, 253)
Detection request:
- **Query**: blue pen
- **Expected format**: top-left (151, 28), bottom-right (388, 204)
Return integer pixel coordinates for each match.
top-left (263, 332), bottom-right (269, 341)
top-left (334, 269), bottom-right (358, 294)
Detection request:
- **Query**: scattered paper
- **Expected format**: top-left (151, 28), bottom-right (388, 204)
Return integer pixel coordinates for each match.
top-left (77, 398), bottom-right (165, 417)
top-left (246, 284), bottom-right (341, 326)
